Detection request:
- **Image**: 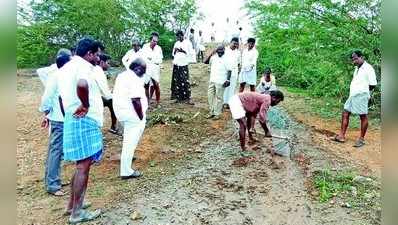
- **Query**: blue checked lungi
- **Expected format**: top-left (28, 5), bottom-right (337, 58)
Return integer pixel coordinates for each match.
top-left (344, 93), bottom-right (369, 115)
top-left (63, 113), bottom-right (103, 162)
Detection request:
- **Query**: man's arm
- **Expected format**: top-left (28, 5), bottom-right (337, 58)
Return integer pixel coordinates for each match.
top-left (223, 70), bottom-right (232, 87)
top-left (203, 50), bottom-right (215, 64)
top-left (369, 85), bottom-right (376, 91)
top-left (74, 79), bottom-right (90, 117)
top-left (258, 103), bottom-right (271, 137)
top-left (131, 98), bottom-right (143, 120)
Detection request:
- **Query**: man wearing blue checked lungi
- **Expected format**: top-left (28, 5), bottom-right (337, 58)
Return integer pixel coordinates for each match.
top-left (57, 37), bottom-right (104, 224)
top-left (332, 50), bottom-right (377, 148)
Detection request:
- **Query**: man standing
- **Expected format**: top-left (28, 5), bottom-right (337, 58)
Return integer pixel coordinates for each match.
top-left (204, 45), bottom-right (232, 120)
top-left (210, 22), bottom-right (216, 42)
top-left (171, 30), bottom-right (194, 104)
top-left (223, 37), bottom-right (240, 108)
top-left (39, 53), bottom-right (71, 196)
top-left (113, 58), bottom-right (147, 179)
top-left (122, 39), bottom-right (142, 70)
top-left (332, 50), bottom-right (377, 147)
top-left (196, 30), bottom-right (205, 63)
top-left (37, 48), bottom-right (72, 87)
top-left (239, 38), bottom-right (258, 92)
top-left (229, 90), bottom-right (284, 151)
top-left (142, 32), bottom-right (163, 106)
top-left (94, 54), bottom-right (118, 134)
top-left (58, 37), bottom-right (103, 223)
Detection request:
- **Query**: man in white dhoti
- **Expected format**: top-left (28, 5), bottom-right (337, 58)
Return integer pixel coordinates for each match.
top-left (196, 30), bottom-right (205, 62)
top-left (239, 38), bottom-right (259, 92)
top-left (223, 37), bottom-right (240, 108)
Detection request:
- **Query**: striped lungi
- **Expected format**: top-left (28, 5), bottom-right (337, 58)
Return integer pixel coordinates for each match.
top-left (63, 113), bottom-right (103, 162)
top-left (344, 93), bottom-right (369, 115)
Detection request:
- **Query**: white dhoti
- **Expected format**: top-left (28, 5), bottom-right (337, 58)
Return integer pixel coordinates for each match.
top-left (145, 63), bottom-right (161, 84)
top-left (223, 68), bottom-right (239, 104)
top-left (120, 119), bottom-right (146, 176)
top-left (239, 69), bottom-right (257, 85)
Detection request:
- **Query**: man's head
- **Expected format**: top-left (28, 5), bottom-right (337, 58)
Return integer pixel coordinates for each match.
top-left (75, 37), bottom-right (103, 66)
top-left (216, 45), bottom-right (225, 57)
top-left (211, 22), bottom-right (215, 26)
top-left (57, 48), bottom-right (72, 58)
top-left (132, 39), bottom-right (141, 52)
top-left (239, 27), bottom-right (242, 31)
top-left (99, 54), bottom-right (111, 71)
top-left (199, 30), bottom-right (202, 36)
top-left (269, 90), bottom-right (284, 106)
top-left (264, 67), bottom-right (271, 76)
top-left (176, 30), bottom-right (184, 42)
top-left (129, 57), bottom-right (146, 77)
top-left (190, 28), bottom-right (194, 34)
top-left (230, 37), bottom-right (239, 50)
top-left (247, 38), bottom-right (256, 50)
top-left (351, 50), bottom-right (364, 67)
top-left (56, 54), bottom-right (71, 69)
top-left (150, 32), bottom-right (159, 48)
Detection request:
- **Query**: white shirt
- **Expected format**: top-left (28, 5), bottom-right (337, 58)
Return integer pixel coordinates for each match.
top-left (113, 70), bottom-right (148, 122)
top-left (39, 69), bottom-right (64, 122)
top-left (209, 55), bottom-right (231, 84)
top-left (241, 48), bottom-right (259, 72)
top-left (141, 43), bottom-right (163, 77)
top-left (93, 66), bottom-right (112, 100)
top-left (37, 64), bottom-right (58, 87)
top-left (57, 56), bottom-right (104, 126)
top-left (122, 49), bottom-right (142, 70)
top-left (225, 47), bottom-right (241, 72)
top-left (172, 40), bottom-right (193, 66)
top-left (349, 61), bottom-right (377, 97)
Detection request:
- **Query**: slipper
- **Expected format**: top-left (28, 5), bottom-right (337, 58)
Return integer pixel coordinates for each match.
top-left (64, 202), bottom-right (92, 216)
top-left (108, 128), bottom-right (119, 134)
top-left (330, 135), bottom-right (345, 143)
top-left (353, 138), bottom-right (365, 148)
top-left (68, 209), bottom-right (101, 224)
top-left (48, 190), bottom-right (65, 196)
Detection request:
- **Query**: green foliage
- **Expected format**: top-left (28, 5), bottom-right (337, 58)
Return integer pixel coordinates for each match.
top-left (246, 0), bottom-right (381, 115)
top-left (17, 0), bottom-right (196, 67)
top-left (314, 169), bottom-right (354, 203)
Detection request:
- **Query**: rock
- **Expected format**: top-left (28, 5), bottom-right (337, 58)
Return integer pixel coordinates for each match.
top-left (353, 175), bottom-right (372, 184)
top-left (341, 202), bottom-right (352, 208)
top-left (130, 211), bottom-right (143, 220)
top-left (350, 186), bottom-right (357, 197)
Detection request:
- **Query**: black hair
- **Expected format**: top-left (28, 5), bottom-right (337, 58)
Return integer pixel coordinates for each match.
top-left (231, 37), bottom-right (239, 43)
top-left (56, 54), bottom-right (71, 68)
top-left (129, 57), bottom-right (145, 71)
top-left (70, 46), bottom-right (76, 53)
top-left (247, 38), bottom-right (256, 44)
top-left (352, 50), bottom-right (363, 58)
top-left (190, 28), bottom-right (194, 32)
top-left (75, 37), bottom-right (102, 57)
top-left (239, 27), bottom-right (242, 30)
top-left (151, 32), bottom-right (159, 39)
top-left (176, 30), bottom-right (184, 36)
top-left (99, 54), bottom-right (111, 62)
top-left (270, 90), bottom-right (284, 101)
top-left (264, 67), bottom-right (271, 73)
top-left (96, 41), bottom-right (105, 51)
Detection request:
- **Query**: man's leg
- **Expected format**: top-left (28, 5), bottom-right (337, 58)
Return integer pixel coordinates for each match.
top-left (70, 157), bottom-right (92, 218)
top-left (359, 114), bottom-right (368, 139)
top-left (246, 113), bottom-right (256, 141)
top-left (152, 78), bottom-right (160, 105)
top-left (45, 121), bottom-right (64, 194)
top-left (207, 82), bottom-right (216, 116)
top-left (144, 83), bottom-right (150, 104)
top-left (213, 85), bottom-right (225, 117)
top-left (120, 121), bottom-right (144, 177)
top-left (239, 82), bottom-right (246, 92)
top-left (107, 99), bottom-right (118, 130)
top-left (237, 118), bottom-right (247, 151)
top-left (249, 85), bottom-right (255, 92)
top-left (337, 110), bottom-right (351, 140)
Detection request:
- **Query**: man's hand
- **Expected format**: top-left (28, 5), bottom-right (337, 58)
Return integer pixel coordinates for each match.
top-left (223, 80), bottom-right (231, 87)
top-left (41, 117), bottom-right (49, 128)
top-left (73, 105), bottom-right (89, 118)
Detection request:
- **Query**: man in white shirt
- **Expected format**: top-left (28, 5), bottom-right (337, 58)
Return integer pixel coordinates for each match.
top-left (141, 32), bottom-right (163, 106)
top-left (94, 54), bottom-right (118, 134)
top-left (36, 48), bottom-right (72, 87)
top-left (57, 37), bottom-right (103, 223)
top-left (39, 54), bottom-right (71, 197)
top-left (171, 30), bottom-right (195, 104)
top-left (113, 58), bottom-right (147, 179)
top-left (332, 50), bottom-right (377, 148)
top-left (204, 45), bottom-right (232, 120)
top-left (196, 30), bottom-right (205, 62)
top-left (122, 40), bottom-right (142, 70)
top-left (239, 38), bottom-right (259, 92)
top-left (223, 37), bottom-right (240, 108)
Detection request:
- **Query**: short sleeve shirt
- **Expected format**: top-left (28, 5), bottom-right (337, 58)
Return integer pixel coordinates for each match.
top-left (239, 92), bottom-right (271, 123)
top-left (349, 61), bottom-right (377, 97)
top-left (209, 55), bottom-right (231, 84)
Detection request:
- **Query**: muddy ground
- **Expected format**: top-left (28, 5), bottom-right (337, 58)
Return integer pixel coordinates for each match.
top-left (17, 60), bottom-right (380, 225)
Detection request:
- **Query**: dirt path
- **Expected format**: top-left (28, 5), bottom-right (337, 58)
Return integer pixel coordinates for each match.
top-left (17, 60), bottom-right (380, 225)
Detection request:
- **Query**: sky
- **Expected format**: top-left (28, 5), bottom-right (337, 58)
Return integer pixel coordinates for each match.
top-left (194, 0), bottom-right (254, 42)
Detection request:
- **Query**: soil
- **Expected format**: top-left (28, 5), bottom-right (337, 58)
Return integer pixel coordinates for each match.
top-left (16, 59), bottom-right (380, 225)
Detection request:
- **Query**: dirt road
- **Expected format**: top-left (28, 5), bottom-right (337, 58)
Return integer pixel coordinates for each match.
top-left (17, 60), bottom-right (380, 225)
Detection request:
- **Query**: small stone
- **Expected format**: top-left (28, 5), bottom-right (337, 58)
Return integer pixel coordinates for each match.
top-left (341, 202), bottom-right (352, 208)
top-left (350, 186), bottom-right (357, 197)
top-left (131, 211), bottom-right (143, 220)
top-left (353, 175), bottom-right (372, 184)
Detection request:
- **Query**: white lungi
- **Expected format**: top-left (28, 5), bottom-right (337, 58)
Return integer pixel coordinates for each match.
top-left (120, 119), bottom-right (145, 176)
top-left (229, 95), bottom-right (246, 120)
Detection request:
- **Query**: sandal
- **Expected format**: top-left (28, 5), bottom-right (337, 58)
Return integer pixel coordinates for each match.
top-left (353, 138), bottom-right (365, 148)
top-left (64, 202), bottom-right (92, 216)
top-left (331, 135), bottom-right (345, 143)
top-left (48, 190), bottom-right (65, 196)
top-left (68, 209), bottom-right (101, 224)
